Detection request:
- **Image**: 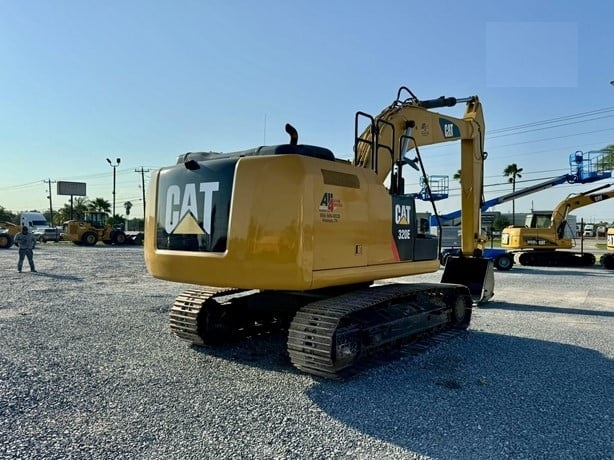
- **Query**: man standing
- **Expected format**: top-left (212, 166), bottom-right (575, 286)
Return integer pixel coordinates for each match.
top-left (14, 226), bottom-right (36, 273)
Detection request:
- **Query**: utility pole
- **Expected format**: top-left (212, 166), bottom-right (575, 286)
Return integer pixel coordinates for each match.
top-left (44, 179), bottom-right (56, 225)
top-left (135, 167), bottom-right (150, 219)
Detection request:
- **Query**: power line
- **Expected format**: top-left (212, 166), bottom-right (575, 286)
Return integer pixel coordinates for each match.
top-left (489, 106), bottom-right (614, 134)
top-left (488, 127), bottom-right (614, 149)
top-left (489, 114), bottom-right (614, 139)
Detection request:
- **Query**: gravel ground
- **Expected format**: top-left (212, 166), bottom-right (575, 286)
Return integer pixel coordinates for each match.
top-left (1, 244), bottom-right (612, 460)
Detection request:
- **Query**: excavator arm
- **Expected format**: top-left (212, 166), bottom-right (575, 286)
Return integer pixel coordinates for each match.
top-left (354, 87), bottom-right (487, 256)
top-left (550, 184), bottom-right (614, 236)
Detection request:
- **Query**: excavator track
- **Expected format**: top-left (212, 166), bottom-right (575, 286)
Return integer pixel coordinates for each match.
top-left (170, 283), bottom-right (472, 379)
top-left (602, 253), bottom-right (614, 270)
top-left (170, 287), bottom-right (293, 345)
top-left (170, 287), bottom-right (247, 345)
top-left (518, 251), bottom-right (595, 267)
top-left (287, 283), bottom-right (472, 379)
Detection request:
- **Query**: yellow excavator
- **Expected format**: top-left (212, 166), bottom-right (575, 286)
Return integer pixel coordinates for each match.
top-left (501, 184), bottom-right (614, 266)
top-left (601, 227), bottom-right (614, 269)
top-left (144, 87), bottom-right (494, 378)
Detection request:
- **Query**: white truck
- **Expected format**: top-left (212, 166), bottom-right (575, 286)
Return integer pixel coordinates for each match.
top-left (20, 212), bottom-right (60, 242)
top-left (582, 223), bottom-right (595, 237)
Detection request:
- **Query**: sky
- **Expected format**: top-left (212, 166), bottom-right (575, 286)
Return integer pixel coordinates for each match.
top-left (1, 0), bottom-right (614, 224)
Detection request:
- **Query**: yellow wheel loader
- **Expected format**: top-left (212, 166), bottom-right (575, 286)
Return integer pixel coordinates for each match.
top-left (61, 211), bottom-right (128, 246)
top-left (0, 222), bottom-right (21, 249)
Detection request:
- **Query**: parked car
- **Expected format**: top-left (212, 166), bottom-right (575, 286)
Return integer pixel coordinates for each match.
top-left (38, 227), bottom-right (62, 243)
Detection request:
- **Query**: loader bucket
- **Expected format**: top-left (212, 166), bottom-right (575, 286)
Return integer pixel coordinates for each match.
top-left (441, 256), bottom-right (495, 304)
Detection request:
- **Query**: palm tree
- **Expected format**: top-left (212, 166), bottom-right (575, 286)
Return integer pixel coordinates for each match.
top-left (503, 163), bottom-right (523, 225)
top-left (123, 201), bottom-right (133, 216)
top-left (56, 197), bottom-right (90, 222)
top-left (123, 201), bottom-right (133, 231)
top-left (453, 169), bottom-right (462, 184)
top-left (89, 197), bottom-right (111, 214)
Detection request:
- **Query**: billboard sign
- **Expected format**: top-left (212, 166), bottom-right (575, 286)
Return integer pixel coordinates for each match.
top-left (57, 181), bottom-right (87, 196)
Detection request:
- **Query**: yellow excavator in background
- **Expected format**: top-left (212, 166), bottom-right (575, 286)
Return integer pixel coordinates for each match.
top-left (601, 227), bottom-right (614, 269)
top-left (501, 184), bottom-right (614, 266)
top-left (144, 87), bottom-right (494, 378)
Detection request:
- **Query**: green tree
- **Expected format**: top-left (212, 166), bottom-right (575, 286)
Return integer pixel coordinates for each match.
top-left (452, 169), bottom-right (462, 184)
top-left (56, 197), bottom-right (90, 222)
top-left (122, 201), bottom-right (133, 231)
top-left (89, 197), bottom-right (111, 213)
top-left (492, 215), bottom-right (511, 232)
top-left (108, 214), bottom-right (125, 228)
top-left (123, 201), bottom-right (133, 216)
top-left (0, 205), bottom-right (17, 223)
top-left (597, 144), bottom-right (614, 171)
top-left (503, 163), bottom-right (523, 224)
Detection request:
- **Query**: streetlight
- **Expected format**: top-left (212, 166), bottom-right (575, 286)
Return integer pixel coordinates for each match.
top-left (106, 157), bottom-right (121, 218)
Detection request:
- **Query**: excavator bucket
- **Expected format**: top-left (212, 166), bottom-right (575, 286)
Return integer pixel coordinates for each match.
top-left (441, 256), bottom-right (494, 304)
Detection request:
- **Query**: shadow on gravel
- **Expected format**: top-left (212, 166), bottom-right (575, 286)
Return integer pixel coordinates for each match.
top-left (189, 331), bottom-right (298, 375)
top-left (483, 301), bottom-right (614, 317)
top-left (29, 271), bottom-right (83, 281)
top-left (306, 332), bottom-right (614, 459)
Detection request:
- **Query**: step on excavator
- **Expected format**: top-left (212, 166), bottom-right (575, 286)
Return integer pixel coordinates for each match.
top-left (144, 87), bottom-right (494, 378)
top-left (501, 184), bottom-right (614, 266)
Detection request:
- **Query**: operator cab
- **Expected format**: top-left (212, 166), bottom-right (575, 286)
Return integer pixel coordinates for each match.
top-left (525, 212), bottom-right (551, 229)
top-left (83, 212), bottom-right (107, 229)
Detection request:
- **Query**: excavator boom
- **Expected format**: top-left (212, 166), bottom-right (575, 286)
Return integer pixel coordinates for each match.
top-left (354, 88), bottom-right (487, 257)
top-left (549, 184), bottom-right (613, 233)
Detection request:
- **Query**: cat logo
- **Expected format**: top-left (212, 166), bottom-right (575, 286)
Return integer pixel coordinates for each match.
top-left (439, 118), bottom-right (460, 139)
top-left (172, 212), bottom-right (203, 235)
top-left (395, 204), bottom-right (411, 225)
top-left (164, 182), bottom-right (219, 234)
